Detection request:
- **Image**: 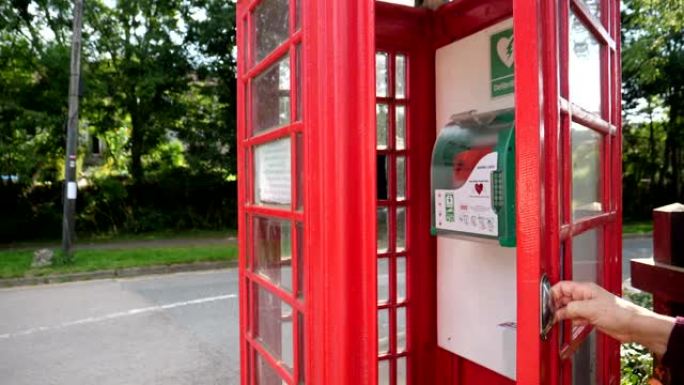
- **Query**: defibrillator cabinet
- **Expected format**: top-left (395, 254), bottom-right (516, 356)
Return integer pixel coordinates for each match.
top-left (431, 108), bottom-right (515, 246)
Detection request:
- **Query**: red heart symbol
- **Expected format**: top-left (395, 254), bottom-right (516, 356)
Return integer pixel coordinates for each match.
top-left (475, 183), bottom-right (484, 194)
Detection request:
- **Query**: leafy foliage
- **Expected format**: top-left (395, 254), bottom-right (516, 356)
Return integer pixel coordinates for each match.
top-left (0, 0), bottom-right (237, 241)
top-left (621, 343), bottom-right (654, 385)
top-left (0, 0), bottom-right (237, 186)
top-left (621, 289), bottom-right (655, 385)
top-left (622, 0), bottom-right (684, 219)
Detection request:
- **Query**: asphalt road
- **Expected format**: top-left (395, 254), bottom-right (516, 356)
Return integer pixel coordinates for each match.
top-left (622, 235), bottom-right (653, 282)
top-left (0, 270), bottom-right (239, 385)
top-left (0, 235), bottom-right (651, 385)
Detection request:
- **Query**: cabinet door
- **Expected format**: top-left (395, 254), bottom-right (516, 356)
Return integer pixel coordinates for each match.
top-left (515, 0), bottom-right (622, 384)
top-left (237, 1), bottom-right (306, 385)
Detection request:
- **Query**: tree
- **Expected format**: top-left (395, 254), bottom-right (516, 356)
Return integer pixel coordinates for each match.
top-left (84, 0), bottom-right (192, 184)
top-left (0, 1), bottom-right (72, 184)
top-left (622, 0), bottom-right (684, 204)
top-left (178, 0), bottom-right (237, 177)
top-left (622, 0), bottom-right (684, 217)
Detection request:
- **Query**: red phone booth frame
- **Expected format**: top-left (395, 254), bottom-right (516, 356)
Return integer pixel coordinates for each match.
top-left (236, 0), bottom-right (622, 384)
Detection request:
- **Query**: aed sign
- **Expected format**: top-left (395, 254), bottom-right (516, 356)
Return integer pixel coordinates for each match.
top-left (490, 28), bottom-right (514, 97)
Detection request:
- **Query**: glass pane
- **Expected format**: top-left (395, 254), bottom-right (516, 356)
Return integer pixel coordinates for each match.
top-left (397, 357), bottom-right (407, 385)
top-left (245, 215), bottom-right (251, 269)
top-left (571, 122), bottom-right (602, 219)
top-left (378, 258), bottom-right (389, 304)
top-left (242, 17), bottom-right (248, 68)
top-left (296, 133), bottom-right (304, 210)
top-left (296, 44), bottom-right (302, 122)
top-left (246, 344), bottom-right (252, 383)
top-left (397, 307), bottom-right (406, 352)
top-left (572, 330), bottom-right (597, 385)
top-left (244, 83), bottom-right (251, 148)
top-left (245, 279), bottom-right (252, 331)
top-left (396, 54), bottom-right (406, 99)
top-left (396, 207), bottom-right (406, 252)
top-left (397, 156), bottom-right (406, 200)
top-left (255, 284), bottom-right (294, 371)
top-left (254, 217), bottom-right (292, 292)
top-left (376, 52), bottom-right (389, 97)
top-left (253, 56), bottom-right (291, 133)
top-left (253, 0), bottom-right (289, 64)
top-left (378, 207), bottom-right (389, 253)
top-left (572, 228), bottom-right (601, 283)
top-left (378, 359), bottom-right (390, 385)
top-left (377, 104), bottom-right (389, 150)
top-left (582, 0), bottom-right (600, 19)
top-left (396, 105), bottom-right (406, 150)
top-left (295, 0), bottom-right (302, 31)
top-left (255, 351), bottom-right (283, 385)
top-left (396, 256), bottom-right (406, 302)
top-left (254, 138), bottom-right (292, 206)
top-left (569, 11), bottom-right (602, 115)
top-left (297, 312), bottom-right (305, 384)
top-left (296, 222), bottom-right (304, 300)
top-left (378, 309), bottom-right (390, 354)
top-left (377, 155), bottom-right (389, 200)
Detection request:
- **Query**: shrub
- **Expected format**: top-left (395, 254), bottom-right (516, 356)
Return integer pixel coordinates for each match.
top-left (0, 168), bottom-right (237, 243)
top-left (621, 288), bottom-right (655, 385)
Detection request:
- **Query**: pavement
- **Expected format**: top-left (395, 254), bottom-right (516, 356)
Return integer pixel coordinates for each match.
top-left (0, 269), bottom-right (240, 385)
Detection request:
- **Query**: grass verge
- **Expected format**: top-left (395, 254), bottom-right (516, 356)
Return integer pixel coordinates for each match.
top-left (623, 220), bottom-right (653, 235)
top-left (0, 228), bottom-right (236, 251)
top-left (0, 244), bottom-right (237, 280)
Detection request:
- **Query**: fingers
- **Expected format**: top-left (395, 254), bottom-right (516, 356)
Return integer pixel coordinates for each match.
top-left (555, 298), bottom-right (593, 323)
top-left (551, 281), bottom-right (598, 309)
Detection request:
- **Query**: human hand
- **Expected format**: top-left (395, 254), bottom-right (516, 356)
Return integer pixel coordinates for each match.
top-left (551, 281), bottom-right (639, 343)
top-left (551, 281), bottom-right (675, 357)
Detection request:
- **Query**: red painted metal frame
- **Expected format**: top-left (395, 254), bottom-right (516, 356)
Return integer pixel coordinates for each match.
top-left (513, 0), bottom-right (544, 383)
top-left (540, 0), bottom-right (562, 383)
top-left (237, 1), bottom-right (305, 385)
top-left (305, 1), bottom-right (377, 384)
top-left (432, 0), bottom-right (513, 48)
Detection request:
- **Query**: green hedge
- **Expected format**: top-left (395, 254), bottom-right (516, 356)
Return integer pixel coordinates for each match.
top-left (0, 169), bottom-right (236, 243)
top-left (621, 290), bottom-right (655, 385)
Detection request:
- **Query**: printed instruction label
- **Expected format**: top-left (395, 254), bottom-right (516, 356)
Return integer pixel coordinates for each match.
top-left (435, 152), bottom-right (498, 236)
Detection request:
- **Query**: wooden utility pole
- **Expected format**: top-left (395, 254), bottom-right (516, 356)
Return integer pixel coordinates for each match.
top-left (62, 0), bottom-right (84, 259)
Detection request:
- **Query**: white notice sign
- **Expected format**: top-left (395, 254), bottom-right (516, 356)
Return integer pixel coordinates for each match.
top-left (255, 138), bottom-right (291, 205)
top-left (67, 182), bottom-right (77, 200)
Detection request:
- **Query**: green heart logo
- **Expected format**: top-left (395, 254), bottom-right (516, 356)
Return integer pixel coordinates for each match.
top-left (496, 36), bottom-right (514, 68)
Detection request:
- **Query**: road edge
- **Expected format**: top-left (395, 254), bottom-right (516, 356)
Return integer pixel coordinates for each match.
top-left (0, 260), bottom-right (238, 288)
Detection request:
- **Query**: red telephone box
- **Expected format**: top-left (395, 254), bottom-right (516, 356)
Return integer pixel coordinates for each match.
top-left (236, 0), bottom-right (622, 384)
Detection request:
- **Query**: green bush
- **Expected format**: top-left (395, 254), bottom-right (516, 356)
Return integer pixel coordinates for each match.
top-left (621, 343), bottom-right (654, 385)
top-left (1, 168), bottom-right (237, 243)
top-left (621, 289), bottom-right (655, 385)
